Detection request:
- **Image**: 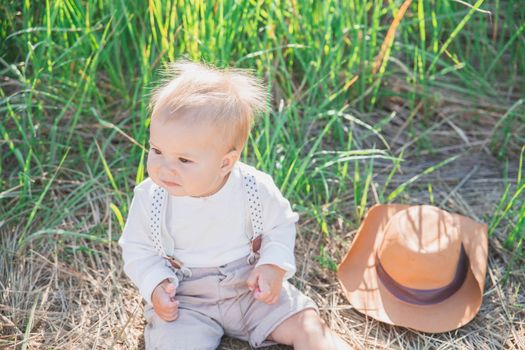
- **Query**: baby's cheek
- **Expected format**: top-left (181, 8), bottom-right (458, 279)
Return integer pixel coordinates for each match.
top-left (146, 156), bottom-right (160, 177)
top-left (146, 155), bottom-right (154, 171)
top-left (183, 168), bottom-right (203, 188)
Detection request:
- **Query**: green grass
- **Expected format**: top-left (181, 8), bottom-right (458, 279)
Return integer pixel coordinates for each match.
top-left (1, 0), bottom-right (524, 262)
top-left (489, 146), bottom-right (525, 249)
top-left (1, 2), bottom-right (524, 348)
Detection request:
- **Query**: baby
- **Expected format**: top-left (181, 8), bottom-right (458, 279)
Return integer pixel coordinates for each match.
top-left (119, 60), bottom-right (351, 349)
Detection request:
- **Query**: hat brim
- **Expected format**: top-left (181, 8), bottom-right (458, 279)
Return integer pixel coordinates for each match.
top-left (337, 204), bottom-right (488, 333)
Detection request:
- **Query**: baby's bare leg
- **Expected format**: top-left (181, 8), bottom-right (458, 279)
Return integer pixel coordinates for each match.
top-left (268, 309), bottom-right (353, 350)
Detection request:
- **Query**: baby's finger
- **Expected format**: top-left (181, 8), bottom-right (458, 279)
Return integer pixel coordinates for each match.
top-left (163, 283), bottom-right (177, 297)
top-left (168, 299), bottom-right (180, 309)
top-left (160, 298), bottom-right (179, 312)
top-left (265, 291), bottom-right (279, 304)
top-left (262, 295), bottom-right (274, 304)
top-left (268, 295), bottom-right (279, 304)
top-left (254, 289), bottom-right (271, 301)
top-left (161, 308), bottom-right (179, 321)
top-left (246, 273), bottom-right (259, 292)
top-left (161, 301), bottom-right (179, 317)
top-left (258, 278), bottom-right (271, 294)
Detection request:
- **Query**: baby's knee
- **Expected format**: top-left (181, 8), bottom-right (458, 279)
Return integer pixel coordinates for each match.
top-left (268, 308), bottom-right (325, 346)
top-left (294, 309), bottom-right (326, 334)
top-left (291, 310), bottom-right (350, 349)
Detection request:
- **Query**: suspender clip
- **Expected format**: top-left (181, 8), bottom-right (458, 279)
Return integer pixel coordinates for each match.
top-left (165, 255), bottom-right (184, 269)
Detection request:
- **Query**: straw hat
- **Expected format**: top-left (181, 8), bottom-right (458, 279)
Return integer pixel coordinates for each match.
top-left (337, 204), bottom-right (488, 333)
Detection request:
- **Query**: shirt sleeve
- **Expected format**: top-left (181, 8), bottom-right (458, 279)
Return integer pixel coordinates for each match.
top-left (118, 185), bottom-right (178, 305)
top-left (254, 172), bottom-right (299, 280)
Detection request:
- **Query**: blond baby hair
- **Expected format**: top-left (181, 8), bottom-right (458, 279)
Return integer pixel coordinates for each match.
top-left (149, 60), bottom-right (269, 151)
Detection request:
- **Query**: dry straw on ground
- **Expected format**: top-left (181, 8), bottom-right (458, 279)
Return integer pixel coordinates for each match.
top-left (1, 89), bottom-right (524, 349)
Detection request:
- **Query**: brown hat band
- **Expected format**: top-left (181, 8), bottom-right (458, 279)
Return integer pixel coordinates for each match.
top-left (375, 245), bottom-right (469, 305)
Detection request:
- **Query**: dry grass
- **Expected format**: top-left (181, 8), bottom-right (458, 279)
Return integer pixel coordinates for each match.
top-left (1, 94), bottom-right (524, 349)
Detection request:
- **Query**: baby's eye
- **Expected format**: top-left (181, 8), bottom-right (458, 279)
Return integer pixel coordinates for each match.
top-left (150, 147), bottom-right (161, 155)
top-left (179, 157), bottom-right (192, 164)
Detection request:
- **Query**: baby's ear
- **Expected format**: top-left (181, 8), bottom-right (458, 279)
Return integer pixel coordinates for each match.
top-left (220, 149), bottom-right (239, 175)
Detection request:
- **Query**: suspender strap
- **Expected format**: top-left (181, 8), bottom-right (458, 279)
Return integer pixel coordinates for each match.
top-left (150, 186), bottom-right (191, 281)
top-left (240, 169), bottom-right (264, 265)
top-left (150, 186), bottom-right (167, 257)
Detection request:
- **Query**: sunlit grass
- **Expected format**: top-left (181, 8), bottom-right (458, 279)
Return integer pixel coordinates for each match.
top-left (1, 1), bottom-right (524, 348)
top-left (1, 0), bottom-right (524, 263)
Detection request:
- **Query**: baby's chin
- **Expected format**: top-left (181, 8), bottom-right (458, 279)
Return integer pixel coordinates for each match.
top-left (164, 185), bottom-right (206, 198)
top-left (164, 186), bottom-right (187, 197)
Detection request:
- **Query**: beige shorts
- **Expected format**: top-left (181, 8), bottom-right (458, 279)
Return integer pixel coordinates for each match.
top-left (144, 255), bottom-right (318, 349)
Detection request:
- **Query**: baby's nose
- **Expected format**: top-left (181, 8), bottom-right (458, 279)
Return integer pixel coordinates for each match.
top-left (162, 160), bottom-right (178, 175)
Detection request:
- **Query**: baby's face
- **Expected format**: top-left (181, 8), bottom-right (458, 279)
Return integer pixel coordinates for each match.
top-left (147, 115), bottom-right (234, 197)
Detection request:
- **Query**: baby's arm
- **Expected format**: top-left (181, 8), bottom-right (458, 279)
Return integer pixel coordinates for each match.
top-left (247, 171), bottom-right (299, 302)
top-left (118, 186), bottom-right (179, 307)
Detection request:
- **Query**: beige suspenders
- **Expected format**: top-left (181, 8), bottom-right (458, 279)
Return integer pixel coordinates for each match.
top-left (149, 166), bottom-right (263, 281)
top-left (241, 170), bottom-right (263, 265)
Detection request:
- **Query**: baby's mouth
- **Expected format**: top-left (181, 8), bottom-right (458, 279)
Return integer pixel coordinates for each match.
top-left (162, 179), bottom-right (181, 187)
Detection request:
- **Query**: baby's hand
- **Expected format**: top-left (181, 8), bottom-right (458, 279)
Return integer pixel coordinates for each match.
top-left (151, 279), bottom-right (179, 321)
top-left (246, 264), bottom-right (286, 304)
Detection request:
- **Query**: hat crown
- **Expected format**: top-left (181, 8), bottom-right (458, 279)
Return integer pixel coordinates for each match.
top-left (377, 205), bottom-right (462, 289)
